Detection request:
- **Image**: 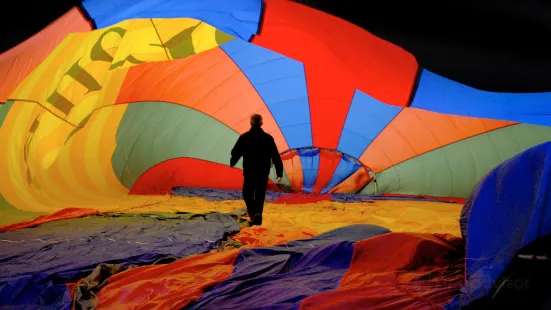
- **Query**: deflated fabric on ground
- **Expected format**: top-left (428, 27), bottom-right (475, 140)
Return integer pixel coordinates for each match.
top-left (61, 225), bottom-right (464, 309)
top-left (0, 208), bottom-right (99, 232)
top-left (172, 187), bottom-right (284, 201)
top-left (94, 250), bottom-right (240, 309)
top-left (188, 227), bottom-right (464, 309)
top-left (172, 187), bottom-right (461, 204)
top-left (186, 224), bottom-right (391, 309)
top-left (448, 141), bottom-right (551, 308)
top-left (85, 225), bottom-right (388, 309)
top-left (0, 212), bottom-right (240, 308)
top-left (300, 233), bottom-right (464, 309)
top-left (72, 263), bottom-right (128, 310)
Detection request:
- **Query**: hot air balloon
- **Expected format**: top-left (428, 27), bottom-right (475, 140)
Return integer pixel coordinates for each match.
top-left (1, 0), bottom-right (551, 309)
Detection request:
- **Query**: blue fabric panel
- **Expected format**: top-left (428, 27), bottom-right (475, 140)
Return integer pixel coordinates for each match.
top-left (221, 39), bottom-right (312, 149)
top-left (320, 156), bottom-right (362, 194)
top-left (81, 0), bottom-right (262, 41)
top-left (308, 224), bottom-right (391, 243)
top-left (412, 70), bottom-right (551, 126)
top-left (0, 212), bottom-right (240, 308)
top-left (0, 274), bottom-right (72, 310)
top-left (337, 90), bottom-right (402, 159)
top-left (188, 224), bottom-right (391, 309)
top-left (298, 148), bottom-right (320, 193)
top-left (446, 141), bottom-right (551, 308)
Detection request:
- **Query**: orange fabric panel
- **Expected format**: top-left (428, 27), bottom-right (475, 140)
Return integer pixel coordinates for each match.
top-left (328, 167), bottom-right (372, 194)
top-left (281, 150), bottom-right (304, 191)
top-left (360, 107), bottom-right (517, 173)
top-left (115, 47), bottom-right (289, 152)
top-left (0, 7), bottom-right (92, 102)
top-left (0, 208), bottom-right (99, 232)
top-left (232, 226), bottom-right (317, 248)
top-left (252, 0), bottom-right (417, 149)
top-left (96, 249), bottom-right (239, 310)
top-left (312, 150), bottom-right (342, 193)
top-left (129, 158), bottom-right (245, 195)
top-left (300, 233), bottom-right (464, 309)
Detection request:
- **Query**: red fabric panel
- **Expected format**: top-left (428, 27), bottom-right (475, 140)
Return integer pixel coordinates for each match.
top-left (312, 150), bottom-right (341, 193)
top-left (252, 0), bottom-right (418, 149)
top-left (129, 158), bottom-right (278, 195)
top-left (129, 158), bottom-right (245, 195)
top-left (299, 233), bottom-right (464, 309)
top-left (96, 250), bottom-right (239, 310)
top-left (281, 150), bottom-right (304, 192)
top-left (0, 208), bottom-right (99, 232)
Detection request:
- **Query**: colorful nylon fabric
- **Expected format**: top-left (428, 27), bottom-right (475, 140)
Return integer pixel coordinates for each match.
top-left (1, 0), bottom-right (551, 308)
top-left (1, 0), bottom-right (550, 218)
top-left (0, 212), bottom-right (240, 308)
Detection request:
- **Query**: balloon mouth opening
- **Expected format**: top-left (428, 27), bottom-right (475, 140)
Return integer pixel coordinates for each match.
top-left (279, 147), bottom-right (374, 194)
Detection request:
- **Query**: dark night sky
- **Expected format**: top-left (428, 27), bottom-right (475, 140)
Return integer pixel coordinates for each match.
top-left (1, 0), bottom-right (551, 92)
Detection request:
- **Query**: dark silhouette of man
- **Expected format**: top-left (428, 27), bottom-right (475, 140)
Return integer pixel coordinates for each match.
top-left (230, 114), bottom-right (283, 226)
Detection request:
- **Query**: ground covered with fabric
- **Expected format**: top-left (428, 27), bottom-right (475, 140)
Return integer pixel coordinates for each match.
top-left (81, 226), bottom-right (465, 310)
top-left (172, 187), bottom-right (462, 204)
top-left (0, 196), bottom-right (464, 309)
top-left (0, 212), bottom-right (240, 308)
top-left (112, 194), bottom-right (463, 237)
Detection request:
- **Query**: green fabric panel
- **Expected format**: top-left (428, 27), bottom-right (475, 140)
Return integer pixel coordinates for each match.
top-left (112, 102), bottom-right (289, 190)
top-left (361, 124), bottom-right (551, 198)
top-left (0, 193), bottom-right (45, 227)
top-left (0, 101), bottom-right (14, 129)
top-left (113, 102), bottom-right (239, 189)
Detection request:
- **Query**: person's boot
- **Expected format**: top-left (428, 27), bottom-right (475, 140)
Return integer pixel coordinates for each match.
top-left (252, 213), bottom-right (262, 226)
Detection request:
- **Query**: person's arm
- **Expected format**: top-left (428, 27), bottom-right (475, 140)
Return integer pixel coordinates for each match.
top-left (230, 136), bottom-right (244, 167)
top-left (270, 137), bottom-right (283, 179)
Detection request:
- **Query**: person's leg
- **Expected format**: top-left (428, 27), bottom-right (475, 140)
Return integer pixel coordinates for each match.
top-left (242, 177), bottom-right (255, 223)
top-left (252, 176), bottom-right (269, 225)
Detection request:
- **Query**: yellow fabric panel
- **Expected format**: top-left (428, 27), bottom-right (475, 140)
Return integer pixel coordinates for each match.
top-left (26, 114), bottom-right (80, 204)
top-left (73, 105), bottom-right (129, 199)
top-left (153, 18), bottom-right (235, 58)
top-left (115, 196), bottom-right (463, 236)
top-left (267, 200), bottom-right (461, 236)
top-left (1, 17), bottom-right (236, 214)
top-left (0, 101), bottom-right (128, 212)
top-left (0, 101), bottom-right (65, 212)
top-left (96, 67), bottom-right (130, 108)
top-left (8, 18), bottom-right (234, 127)
top-left (192, 21), bottom-right (234, 54)
top-left (109, 19), bottom-right (168, 68)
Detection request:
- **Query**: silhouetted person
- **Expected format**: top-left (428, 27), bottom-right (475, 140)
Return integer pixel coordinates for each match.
top-left (230, 114), bottom-right (283, 226)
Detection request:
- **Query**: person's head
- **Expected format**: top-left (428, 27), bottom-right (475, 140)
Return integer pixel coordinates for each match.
top-left (250, 114), bottom-right (263, 127)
